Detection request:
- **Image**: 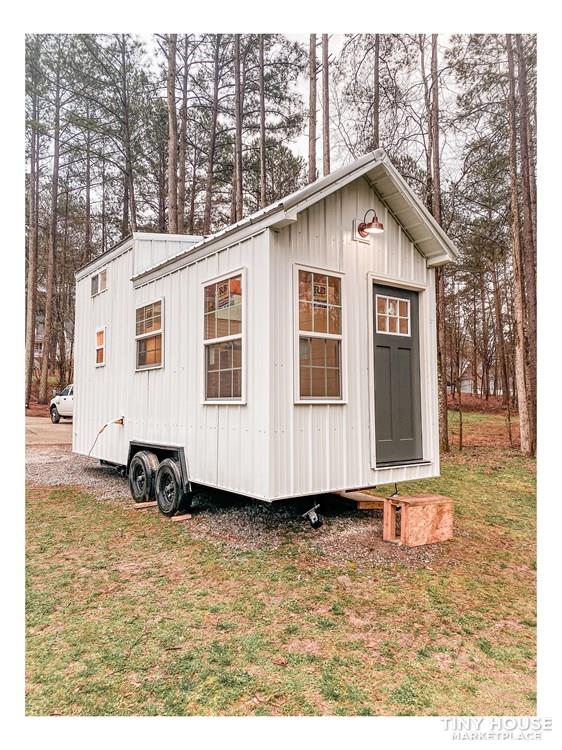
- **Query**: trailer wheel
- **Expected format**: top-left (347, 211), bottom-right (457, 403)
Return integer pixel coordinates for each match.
top-left (155, 458), bottom-right (191, 517)
top-left (50, 406), bottom-right (60, 424)
top-left (128, 450), bottom-right (159, 502)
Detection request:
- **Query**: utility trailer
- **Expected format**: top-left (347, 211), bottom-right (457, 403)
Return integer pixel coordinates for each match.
top-left (73, 149), bottom-right (458, 525)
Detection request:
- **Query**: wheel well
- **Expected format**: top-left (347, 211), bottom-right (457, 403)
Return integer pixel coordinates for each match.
top-left (127, 442), bottom-right (191, 494)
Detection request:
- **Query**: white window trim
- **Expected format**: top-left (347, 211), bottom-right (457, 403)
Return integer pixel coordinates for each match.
top-left (95, 326), bottom-right (106, 368)
top-left (201, 267), bottom-right (247, 405)
top-left (135, 297), bottom-right (164, 372)
top-left (91, 268), bottom-right (108, 297)
top-left (367, 273), bottom-right (434, 472)
top-left (375, 294), bottom-right (411, 337)
top-left (293, 263), bottom-right (347, 405)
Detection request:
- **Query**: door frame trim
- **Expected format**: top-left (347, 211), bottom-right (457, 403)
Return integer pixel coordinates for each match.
top-left (366, 272), bottom-right (431, 471)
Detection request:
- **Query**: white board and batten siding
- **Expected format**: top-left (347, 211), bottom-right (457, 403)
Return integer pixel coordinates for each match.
top-left (269, 178), bottom-right (439, 500)
top-left (74, 231), bottom-right (273, 500)
top-left (74, 240), bottom-right (134, 467)
top-left (74, 150), bottom-right (454, 503)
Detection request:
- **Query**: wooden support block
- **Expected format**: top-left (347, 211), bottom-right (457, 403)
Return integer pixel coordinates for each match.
top-left (383, 495), bottom-right (453, 547)
top-left (382, 500), bottom-right (399, 543)
top-left (171, 513), bottom-right (192, 522)
top-left (338, 491), bottom-right (384, 510)
top-left (132, 501), bottom-right (158, 510)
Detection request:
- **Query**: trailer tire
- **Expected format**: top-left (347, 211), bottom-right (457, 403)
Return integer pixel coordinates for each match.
top-left (50, 406), bottom-right (60, 424)
top-left (155, 458), bottom-right (191, 517)
top-left (128, 450), bottom-right (159, 503)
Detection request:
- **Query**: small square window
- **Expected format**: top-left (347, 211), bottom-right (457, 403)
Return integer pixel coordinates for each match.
top-left (91, 269), bottom-right (108, 296)
top-left (376, 295), bottom-right (410, 336)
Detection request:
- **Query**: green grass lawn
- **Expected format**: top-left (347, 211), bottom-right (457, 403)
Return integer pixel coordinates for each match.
top-left (26, 416), bottom-right (535, 716)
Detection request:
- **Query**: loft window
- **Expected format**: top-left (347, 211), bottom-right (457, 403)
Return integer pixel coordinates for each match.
top-left (135, 300), bottom-right (163, 370)
top-left (91, 269), bottom-right (107, 296)
top-left (297, 268), bottom-right (343, 401)
top-left (203, 273), bottom-right (243, 401)
top-left (95, 327), bottom-right (106, 367)
top-left (376, 295), bottom-right (410, 336)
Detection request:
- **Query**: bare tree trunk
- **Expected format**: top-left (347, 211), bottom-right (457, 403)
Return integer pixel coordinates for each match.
top-left (189, 147), bottom-right (197, 234)
top-left (233, 34), bottom-right (244, 221)
top-left (25, 39), bottom-right (41, 407)
top-left (101, 157), bottom-right (107, 252)
top-left (121, 173), bottom-right (129, 238)
top-left (84, 103), bottom-right (92, 263)
top-left (39, 39), bottom-right (61, 404)
top-left (230, 142), bottom-right (237, 225)
top-left (419, 35), bottom-right (433, 211)
top-left (373, 34), bottom-right (380, 149)
top-left (471, 289), bottom-right (478, 395)
top-left (119, 35), bottom-right (137, 232)
top-left (506, 34), bottom-right (532, 456)
top-left (431, 34), bottom-right (449, 453)
top-left (480, 275), bottom-right (490, 400)
top-left (492, 259), bottom-right (509, 406)
top-left (322, 34), bottom-right (330, 176)
top-left (454, 288), bottom-right (463, 451)
top-left (58, 177), bottom-right (70, 387)
top-left (492, 256), bottom-right (513, 445)
top-left (178, 34), bottom-right (189, 234)
top-left (203, 35), bottom-right (221, 235)
top-left (308, 34), bottom-right (317, 184)
top-left (258, 34), bottom-right (267, 208)
top-left (158, 137), bottom-right (166, 232)
top-left (167, 34), bottom-right (179, 233)
top-left (515, 34), bottom-right (536, 454)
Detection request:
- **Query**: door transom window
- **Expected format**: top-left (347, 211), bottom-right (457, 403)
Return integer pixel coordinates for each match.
top-left (376, 294), bottom-right (410, 336)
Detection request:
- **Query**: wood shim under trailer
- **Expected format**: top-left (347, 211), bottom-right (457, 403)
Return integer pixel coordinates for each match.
top-left (73, 149), bottom-right (458, 516)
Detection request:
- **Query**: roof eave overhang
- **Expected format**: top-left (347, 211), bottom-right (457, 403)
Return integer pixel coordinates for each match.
top-left (367, 155), bottom-right (459, 265)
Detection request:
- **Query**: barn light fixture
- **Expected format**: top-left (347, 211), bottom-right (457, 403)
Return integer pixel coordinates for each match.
top-left (357, 208), bottom-right (384, 237)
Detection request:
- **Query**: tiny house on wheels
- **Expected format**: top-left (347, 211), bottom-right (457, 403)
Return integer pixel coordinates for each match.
top-left (73, 149), bottom-right (458, 524)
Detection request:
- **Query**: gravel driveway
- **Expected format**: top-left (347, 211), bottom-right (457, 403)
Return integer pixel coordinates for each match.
top-left (26, 444), bottom-right (440, 567)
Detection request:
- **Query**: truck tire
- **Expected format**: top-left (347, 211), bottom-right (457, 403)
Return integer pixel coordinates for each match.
top-left (128, 450), bottom-right (159, 503)
top-left (155, 458), bottom-right (191, 517)
top-left (50, 406), bottom-right (60, 424)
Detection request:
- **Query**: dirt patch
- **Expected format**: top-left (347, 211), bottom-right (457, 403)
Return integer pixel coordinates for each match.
top-left (448, 393), bottom-right (512, 414)
top-left (26, 392), bottom-right (54, 418)
top-left (449, 414), bottom-right (520, 450)
top-left (287, 639), bottom-right (324, 657)
top-left (307, 514), bottom-right (440, 567)
top-left (26, 402), bottom-right (51, 418)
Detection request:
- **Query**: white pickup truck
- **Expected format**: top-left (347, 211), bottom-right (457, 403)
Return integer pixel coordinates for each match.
top-left (50, 384), bottom-right (74, 423)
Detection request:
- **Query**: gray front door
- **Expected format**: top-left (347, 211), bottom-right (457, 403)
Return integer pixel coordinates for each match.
top-left (373, 284), bottom-right (422, 466)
